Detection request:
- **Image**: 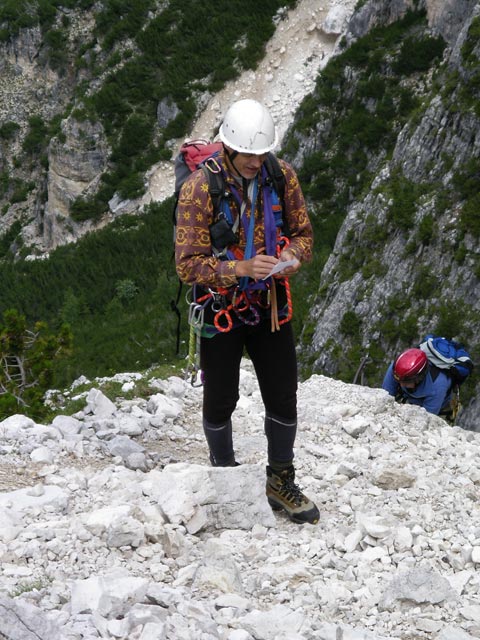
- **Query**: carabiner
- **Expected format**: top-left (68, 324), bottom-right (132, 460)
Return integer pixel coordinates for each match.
top-left (204, 157), bottom-right (222, 174)
top-left (209, 289), bottom-right (225, 313)
top-left (188, 303), bottom-right (205, 330)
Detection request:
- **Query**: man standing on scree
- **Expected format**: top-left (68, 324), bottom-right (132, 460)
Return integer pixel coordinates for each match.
top-left (175, 99), bottom-right (319, 525)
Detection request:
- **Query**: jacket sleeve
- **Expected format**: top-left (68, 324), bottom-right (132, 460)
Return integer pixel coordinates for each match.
top-left (382, 363), bottom-right (399, 397)
top-left (280, 160), bottom-right (313, 263)
top-left (175, 169), bottom-right (239, 288)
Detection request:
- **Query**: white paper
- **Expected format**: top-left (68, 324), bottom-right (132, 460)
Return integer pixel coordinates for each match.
top-left (263, 259), bottom-right (298, 279)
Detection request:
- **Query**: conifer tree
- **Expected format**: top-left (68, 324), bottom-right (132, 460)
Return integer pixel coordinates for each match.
top-left (0, 309), bottom-right (72, 419)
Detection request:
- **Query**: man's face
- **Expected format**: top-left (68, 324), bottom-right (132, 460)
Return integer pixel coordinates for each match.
top-left (230, 151), bottom-right (267, 179)
top-left (400, 380), bottom-right (418, 390)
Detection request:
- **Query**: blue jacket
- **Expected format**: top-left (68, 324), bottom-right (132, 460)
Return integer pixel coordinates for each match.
top-left (382, 363), bottom-right (452, 415)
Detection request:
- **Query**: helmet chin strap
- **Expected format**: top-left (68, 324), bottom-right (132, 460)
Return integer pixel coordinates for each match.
top-left (223, 146), bottom-right (241, 177)
top-left (223, 144), bottom-right (261, 199)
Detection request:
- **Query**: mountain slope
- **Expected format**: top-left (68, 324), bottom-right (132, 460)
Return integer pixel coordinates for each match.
top-left (285, 0), bottom-right (480, 430)
top-left (0, 0), bottom-right (359, 404)
top-left (1, 0), bottom-right (480, 430)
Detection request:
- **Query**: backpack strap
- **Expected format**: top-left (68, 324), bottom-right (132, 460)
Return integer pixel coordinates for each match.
top-left (171, 147), bottom-right (224, 356)
top-left (202, 165), bottom-right (226, 218)
top-left (263, 153), bottom-right (285, 200)
top-left (263, 153), bottom-right (289, 237)
top-left (202, 151), bottom-right (287, 225)
top-left (428, 362), bottom-right (442, 382)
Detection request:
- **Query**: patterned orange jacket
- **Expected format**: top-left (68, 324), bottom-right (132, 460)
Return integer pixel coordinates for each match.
top-left (175, 147), bottom-right (313, 291)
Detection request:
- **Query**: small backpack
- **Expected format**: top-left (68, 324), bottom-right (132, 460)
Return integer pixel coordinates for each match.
top-left (172, 140), bottom-right (224, 230)
top-left (419, 334), bottom-right (474, 386)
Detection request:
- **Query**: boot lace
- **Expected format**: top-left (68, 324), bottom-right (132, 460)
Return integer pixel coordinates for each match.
top-left (279, 475), bottom-right (307, 506)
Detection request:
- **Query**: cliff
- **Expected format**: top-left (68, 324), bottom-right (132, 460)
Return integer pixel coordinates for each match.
top-left (290, 0), bottom-right (480, 429)
top-left (1, 0), bottom-right (480, 428)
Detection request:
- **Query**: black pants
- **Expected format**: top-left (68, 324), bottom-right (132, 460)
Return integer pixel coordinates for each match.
top-left (201, 319), bottom-right (298, 466)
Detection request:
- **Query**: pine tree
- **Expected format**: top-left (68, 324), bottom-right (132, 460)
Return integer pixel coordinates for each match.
top-left (0, 309), bottom-right (72, 419)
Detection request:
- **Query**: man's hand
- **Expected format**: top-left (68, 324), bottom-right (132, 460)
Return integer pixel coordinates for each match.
top-left (235, 254), bottom-right (279, 280)
top-left (235, 250), bottom-right (301, 280)
top-left (277, 249), bottom-right (300, 275)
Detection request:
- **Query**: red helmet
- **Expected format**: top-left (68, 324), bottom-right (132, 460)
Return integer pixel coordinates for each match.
top-left (394, 348), bottom-right (428, 384)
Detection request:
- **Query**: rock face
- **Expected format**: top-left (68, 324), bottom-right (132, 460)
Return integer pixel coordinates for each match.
top-left (0, 0), bottom-right (358, 252)
top-left (41, 116), bottom-right (110, 250)
top-left (0, 27), bottom-right (54, 124)
top-left (348, 0), bottom-right (477, 46)
top-left (1, 0), bottom-right (480, 424)
top-left (297, 0), bottom-right (480, 430)
top-left (0, 13), bottom-right (99, 251)
top-left (0, 24), bottom-right (73, 247)
top-left (426, 0), bottom-right (479, 44)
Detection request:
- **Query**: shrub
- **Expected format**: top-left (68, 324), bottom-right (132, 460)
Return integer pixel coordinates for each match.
top-left (0, 309), bottom-right (72, 420)
top-left (393, 35), bottom-right (446, 74)
top-left (363, 214), bottom-right (389, 245)
top-left (434, 304), bottom-right (467, 339)
top-left (460, 194), bottom-right (480, 238)
top-left (0, 220), bottom-right (22, 258)
top-left (337, 102), bottom-right (390, 150)
top-left (411, 267), bottom-right (439, 299)
top-left (398, 87), bottom-right (420, 116)
top-left (454, 243), bottom-right (468, 264)
top-left (22, 116), bottom-right (48, 154)
top-left (117, 173), bottom-right (145, 200)
top-left (377, 317), bottom-right (398, 342)
top-left (362, 259), bottom-right (387, 279)
top-left (70, 197), bottom-right (106, 222)
top-left (95, 0), bottom-right (154, 51)
top-left (461, 16), bottom-right (480, 66)
top-left (397, 313), bottom-right (418, 342)
top-left (340, 310), bottom-right (362, 338)
top-left (358, 75), bottom-right (386, 100)
top-left (416, 213), bottom-right (434, 245)
top-left (92, 82), bottom-right (131, 134)
top-left (115, 279), bottom-right (139, 304)
top-left (0, 121), bottom-right (20, 140)
top-left (386, 173), bottom-right (417, 231)
top-left (0, 0), bottom-right (36, 38)
top-left (113, 114), bottom-right (151, 160)
top-left (10, 180), bottom-right (32, 204)
top-left (0, 171), bottom-right (9, 197)
top-left (43, 28), bottom-right (68, 71)
top-left (452, 158), bottom-right (480, 199)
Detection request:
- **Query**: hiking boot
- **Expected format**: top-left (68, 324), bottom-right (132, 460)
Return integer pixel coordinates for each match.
top-left (266, 465), bottom-right (319, 525)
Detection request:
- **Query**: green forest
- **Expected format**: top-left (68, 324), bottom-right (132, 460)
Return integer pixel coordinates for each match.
top-left (0, 201), bottom-right (180, 380)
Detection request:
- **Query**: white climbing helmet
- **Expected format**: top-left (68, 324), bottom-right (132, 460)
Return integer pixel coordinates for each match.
top-left (219, 99), bottom-right (278, 155)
